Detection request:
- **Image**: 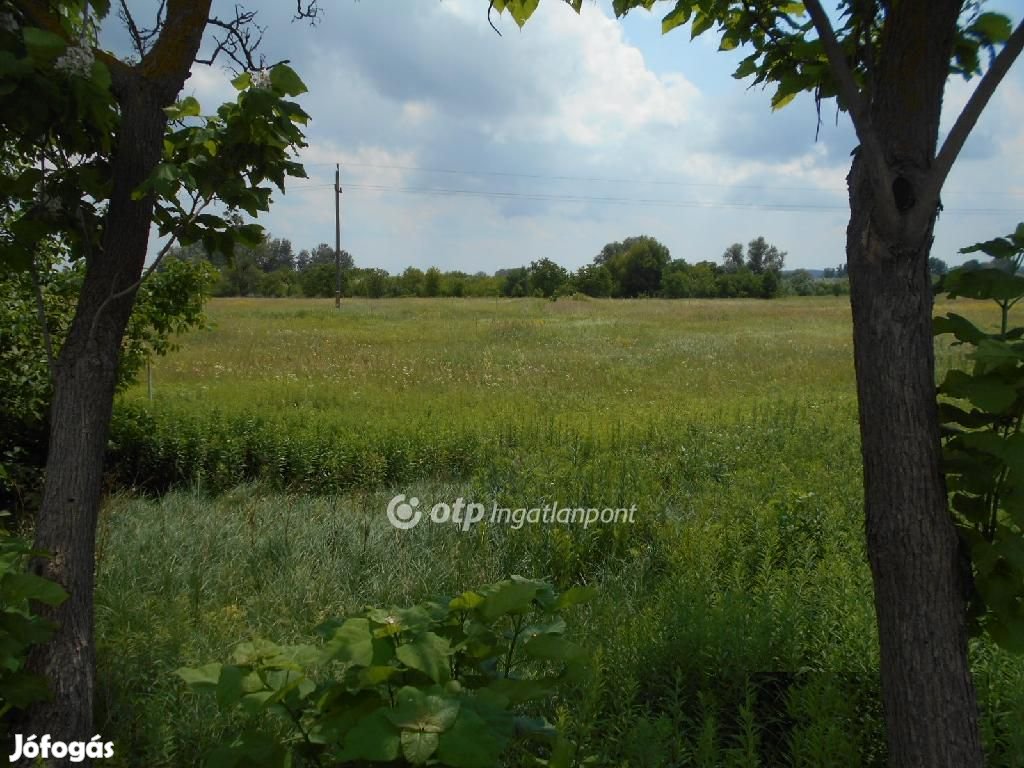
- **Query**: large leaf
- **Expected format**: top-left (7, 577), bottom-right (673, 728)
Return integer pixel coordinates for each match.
top-left (322, 617), bottom-right (374, 666)
top-left (385, 686), bottom-right (460, 733)
top-left (941, 369), bottom-right (1017, 413)
top-left (269, 64), bottom-right (308, 97)
top-left (0, 572), bottom-right (68, 606)
top-left (436, 708), bottom-right (507, 768)
top-left (396, 632), bottom-right (452, 683)
top-left (339, 709), bottom-right (402, 762)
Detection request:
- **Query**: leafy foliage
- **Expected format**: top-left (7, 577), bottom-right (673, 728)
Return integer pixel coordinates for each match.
top-left (936, 223), bottom-right (1024, 652)
top-left (0, 516), bottom-right (67, 734)
top-left (0, 254), bottom-right (216, 515)
top-left (177, 577), bottom-right (592, 767)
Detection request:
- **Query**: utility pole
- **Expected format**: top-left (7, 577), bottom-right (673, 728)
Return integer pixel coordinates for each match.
top-left (335, 163), bottom-right (342, 309)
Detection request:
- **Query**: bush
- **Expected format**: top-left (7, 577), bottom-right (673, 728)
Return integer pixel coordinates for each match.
top-left (177, 577), bottom-right (591, 767)
top-left (0, 516), bottom-right (67, 735)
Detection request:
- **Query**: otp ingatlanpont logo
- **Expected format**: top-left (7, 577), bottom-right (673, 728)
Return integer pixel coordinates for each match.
top-left (385, 494), bottom-right (421, 529)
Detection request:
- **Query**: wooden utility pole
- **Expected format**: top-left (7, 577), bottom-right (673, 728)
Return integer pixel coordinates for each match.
top-left (335, 163), bottom-right (342, 308)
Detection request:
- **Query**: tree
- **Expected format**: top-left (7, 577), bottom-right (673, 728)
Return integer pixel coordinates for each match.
top-left (257, 236), bottom-right (295, 273)
top-left (573, 262), bottom-right (613, 297)
top-left (308, 241), bottom-right (354, 270)
top-left (0, 0), bottom-right (316, 745)
top-left (500, 266), bottom-right (529, 297)
top-left (721, 242), bottom-right (744, 272)
top-left (599, 235), bottom-right (670, 297)
top-left (527, 257), bottom-right (568, 298)
top-left (496, 1), bottom-right (1024, 764)
top-left (929, 256), bottom-right (950, 276)
top-left (399, 266), bottom-right (425, 296)
top-left (745, 235), bottom-right (786, 274)
top-left (423, 265), bottom-right (442, 297)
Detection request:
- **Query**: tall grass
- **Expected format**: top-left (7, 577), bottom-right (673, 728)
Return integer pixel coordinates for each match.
top-left (92, 296), bottom-right (1021, 766)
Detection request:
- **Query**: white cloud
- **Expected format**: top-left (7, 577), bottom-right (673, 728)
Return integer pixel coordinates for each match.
top-left (478, 2), bottom-right (699, 147)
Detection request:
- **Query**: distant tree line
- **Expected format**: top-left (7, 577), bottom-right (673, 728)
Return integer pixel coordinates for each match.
top-left (171, 231), bottom-right (862, 300)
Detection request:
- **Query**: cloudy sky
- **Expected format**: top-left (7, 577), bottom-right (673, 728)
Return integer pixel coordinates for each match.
top-left (116, 1), bottom-right (1024, 273)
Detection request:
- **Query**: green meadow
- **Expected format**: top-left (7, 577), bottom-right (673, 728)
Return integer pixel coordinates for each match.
top-left (95, 296), bottom-right (1024, 767)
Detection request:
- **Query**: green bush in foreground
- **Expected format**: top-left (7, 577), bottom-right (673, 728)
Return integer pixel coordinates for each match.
top-left (177, 577), bottom-right (591, 767)
top-left (0, 516), bottom-right (67, 735)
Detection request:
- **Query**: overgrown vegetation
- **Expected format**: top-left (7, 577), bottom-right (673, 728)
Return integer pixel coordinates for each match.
top-left (0, 517), bottom-right (67, 736)
top-left (83, 295), bottom-right (1024, 766)
top-left (0, 256), bottom-right (216, 516)
top-left (936, 224), bottom-right (1024, 653)
top-left (177, 577), bottom-right (591, 767)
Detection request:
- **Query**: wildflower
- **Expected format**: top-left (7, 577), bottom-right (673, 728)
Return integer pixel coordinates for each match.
top-left (54, 45), bottom-right (95, 78)
top-left (0, 12), bottom-right (19, 33)
top-left (251, 68), bottom-right (271, 89)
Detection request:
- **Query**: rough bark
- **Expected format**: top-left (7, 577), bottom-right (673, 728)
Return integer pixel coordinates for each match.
top-left (845, 1), bottom-right (984, 765)
top-left (847, 159), bottom-right (983, 767)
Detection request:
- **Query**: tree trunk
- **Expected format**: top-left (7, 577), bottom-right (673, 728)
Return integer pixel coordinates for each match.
top-left (847, 157), bottom-right (983, 767)
top-left (22, 85), bottom-right (169, 760)
top-left (842, 3), bottom-right (988, 764)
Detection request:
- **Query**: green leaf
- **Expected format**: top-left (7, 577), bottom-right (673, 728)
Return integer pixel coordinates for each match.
top-left (22, 28), bottom-right (67, 62)
top-left (234, 224), bottom-right (265, 249)
top-left (0, 671), bottom-right (51, 708)
top-left (396, 632), bottom-right (452, 683)
top-left (943, 265), bottom-right (1024, 302)
top-left (933, 313), bottom-right (988, 345)
top-left (690, 10), bottom-right (714, 39)
top-left (340, 709), bottom-right (401, 761)
top-left (401, 730), bottom-right (440, 764)
top-left (176, 662), bottom-right (222, 693)
top-left (165, 96), bottom-right (201, 120)
top-left (556, 585), bottom-right (596, 609)
top-left (959, 236), bottom-right (1018, 260)
top-left (231, 71), bottom-right (253, 91)
top-left (322, 617), bottom-right (374, 666)
top-left (385, 686), bottom-right (460, 733)
top-left (436, 709), bottom-right (507, 768)
top-left (216, 664), bottom-right (245, 709)
top-left (503, 0), bottom-right (541, 28)
top-left (974, 338), bottom-right (1023, 370)
top-left (269, 64), bottom-right (308, 97)
top-left (941, 369), bottom-right (1017, 413)
top-left (0, 573), bottom-right (68, 606)
top-left (969, 13), bottom-right (1013, 45)
top-left (478, 579), bottom-right (539, 620)
top-left (661, 4), bottom-right (693, 35)
top-left (449, 590), bottom-right (485, 612)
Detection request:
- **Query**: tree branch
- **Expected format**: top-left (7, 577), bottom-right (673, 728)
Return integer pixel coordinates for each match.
top-left (195, 6), bottom-right (265, 72)
top-left (926, 17), bottom-right (1024, 204)
top-left (28, 254), bottom-right (56, 385)
top-left (803, 0), bottom-right (896, 231)
top-left (117, 0), bottom-right (165, 59)
top-left (87, 196), bottom-right (208, 345)
top-left (292, 0), bottom-right (320, 23)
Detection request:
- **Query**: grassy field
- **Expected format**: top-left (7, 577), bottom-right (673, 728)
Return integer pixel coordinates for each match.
top-left (94, 296), bottom-right (1023, 767)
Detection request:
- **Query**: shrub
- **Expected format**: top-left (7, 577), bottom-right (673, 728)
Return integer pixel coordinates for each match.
top-left (177, 577), bottom-right (592, 767)
top-left (0, 516), bottom-right (68, 735)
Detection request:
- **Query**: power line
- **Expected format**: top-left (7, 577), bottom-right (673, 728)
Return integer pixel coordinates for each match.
top-left (299, 159), bottom-right (1024, 199)
top-left (284, 179), bottom-right (1021, 215)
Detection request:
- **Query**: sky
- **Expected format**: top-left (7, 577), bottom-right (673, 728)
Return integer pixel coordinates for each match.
top-left (113, 0), bottom-right (1024, 274)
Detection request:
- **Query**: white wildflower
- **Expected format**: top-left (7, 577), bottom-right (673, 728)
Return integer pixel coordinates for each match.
top-left (39, 193), bottom-right (62, 218)
top-left (0, 13), bottom-right (19, 33)
top-left (54, 45), bottom-right (95, 78)
top-left (251, 68), bottom-right (271, 89)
